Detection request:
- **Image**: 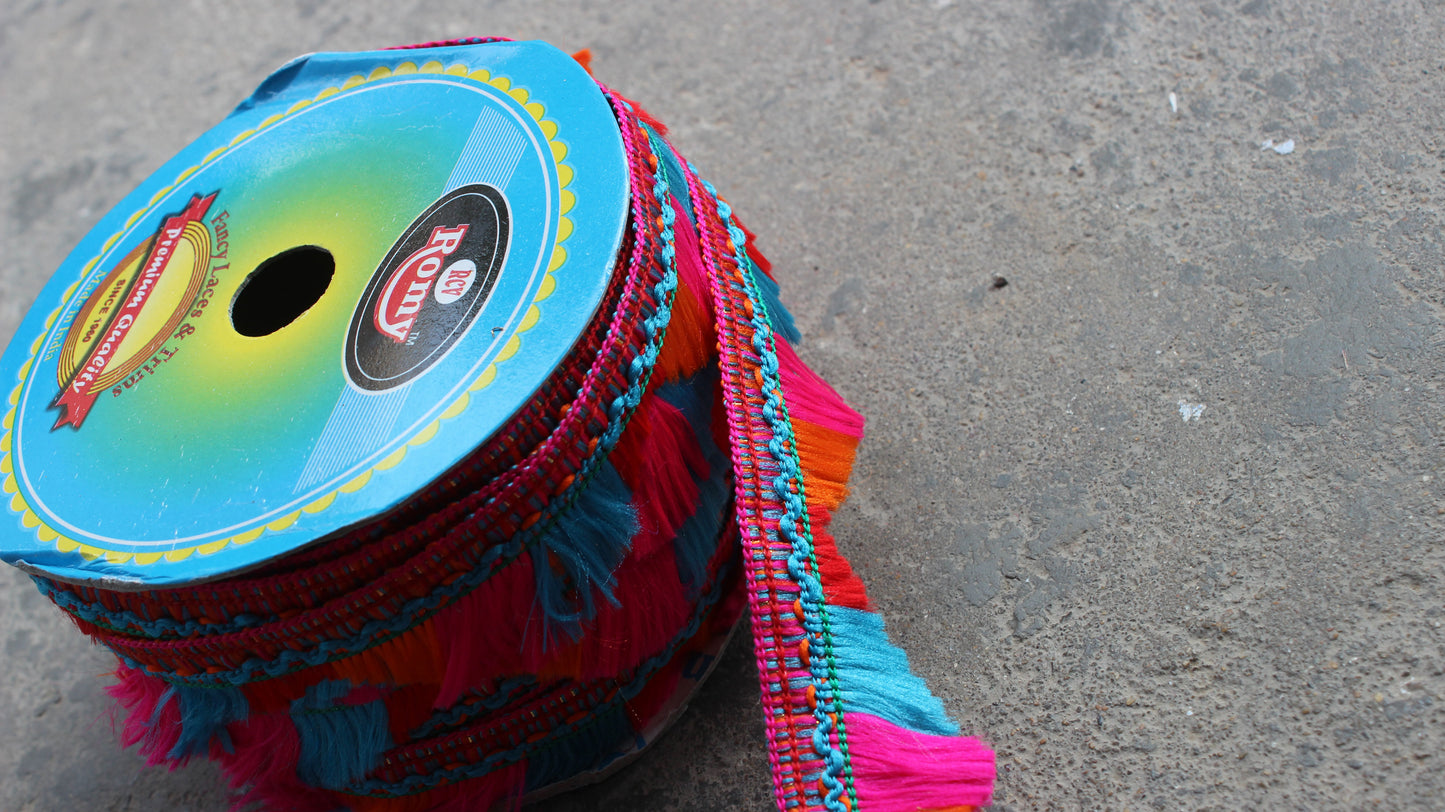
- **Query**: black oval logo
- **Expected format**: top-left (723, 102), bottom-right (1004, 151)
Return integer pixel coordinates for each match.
top-left (345, 184), bottom-right (510, 391)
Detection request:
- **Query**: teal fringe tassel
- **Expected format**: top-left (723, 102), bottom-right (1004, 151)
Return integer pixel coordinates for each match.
top-left (166, 683), bottom-right (249, 760)
top-left (826, 606), bottom-right (960, 737)
top-left (669, 450), bottom-right (730, 599)
top-left (291, 680), bottom-right (392, 790)
top-left (521, 702), bottom-right (633, 793)
top-left (532, 460), bottom-right (638, 637)
top-left (654, 366), bottom-right (715, 450)
top-left (752, 268), bottom-right (802, 344)
top-left (656, 370), bottom-right (730, 597)
top-left (642, 122), bottom-right (694, 224)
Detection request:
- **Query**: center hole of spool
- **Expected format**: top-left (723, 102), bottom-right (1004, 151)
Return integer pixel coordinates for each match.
top-left (231, 246), bottom-right (334, 337)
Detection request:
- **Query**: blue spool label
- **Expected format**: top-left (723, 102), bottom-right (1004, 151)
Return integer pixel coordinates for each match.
top-left (0, 41), bottom-right (628, 587)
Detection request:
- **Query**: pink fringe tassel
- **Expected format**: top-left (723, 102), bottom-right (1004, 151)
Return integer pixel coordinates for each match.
top-left (845, 712), bottom-right (995, 811)
top-left (433, 539), bottom-right (699, 702)
top-left (670, 198), bottom-right (715, 322)
top-left (428, 763), bottom-right (526, 812)
top-left (581, 546), bottom-right (691, 680)
top-left (107, 665), bottom-right (184, 768)
top-left (611, 395), bottom-right (710, 559)
top-left (341, 762), bottom-right (525, 812)
top-left (774, 339), bottom-right (865, 439)
top-left (433, 554), bottom-right (541, 708)
top-left (215, 712), bottom-right (336, 812)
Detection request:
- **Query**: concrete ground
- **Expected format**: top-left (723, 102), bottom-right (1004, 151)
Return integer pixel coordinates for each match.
top-left (2, 1), bottom-right (1442, 809)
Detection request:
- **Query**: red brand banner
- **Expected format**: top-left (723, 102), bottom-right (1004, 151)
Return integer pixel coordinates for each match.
top-left (51, 192), bottom-right (216, 429)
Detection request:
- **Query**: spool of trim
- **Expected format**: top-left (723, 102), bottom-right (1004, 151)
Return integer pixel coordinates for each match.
top-left (0, 38), bottom-right (995, 812)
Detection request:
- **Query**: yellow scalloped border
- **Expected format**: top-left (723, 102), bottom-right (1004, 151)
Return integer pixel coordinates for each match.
top-left (1, 58), bottom-right (577, 566)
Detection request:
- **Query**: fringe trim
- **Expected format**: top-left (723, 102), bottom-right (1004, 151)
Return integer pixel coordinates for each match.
top-left (845, 712), bottom-right (995, 812)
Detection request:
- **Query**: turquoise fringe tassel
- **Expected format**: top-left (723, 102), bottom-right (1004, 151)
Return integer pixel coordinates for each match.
top-left (291, 680), bottom-right (392, 790)
top-left (532, 460), bottom-right (638, 637)
top-left (166, 683), bottom-right (249, 760)
top-left (753, 268), bottom-right (802, 345)
top-left (825, 606), bottom-right (959, 737)
top-left (656, 370), bottom-right (730, 597)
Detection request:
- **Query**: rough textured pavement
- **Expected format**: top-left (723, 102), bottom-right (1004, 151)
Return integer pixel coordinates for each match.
top-left (2, 1), bottom-right (1443, 810)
